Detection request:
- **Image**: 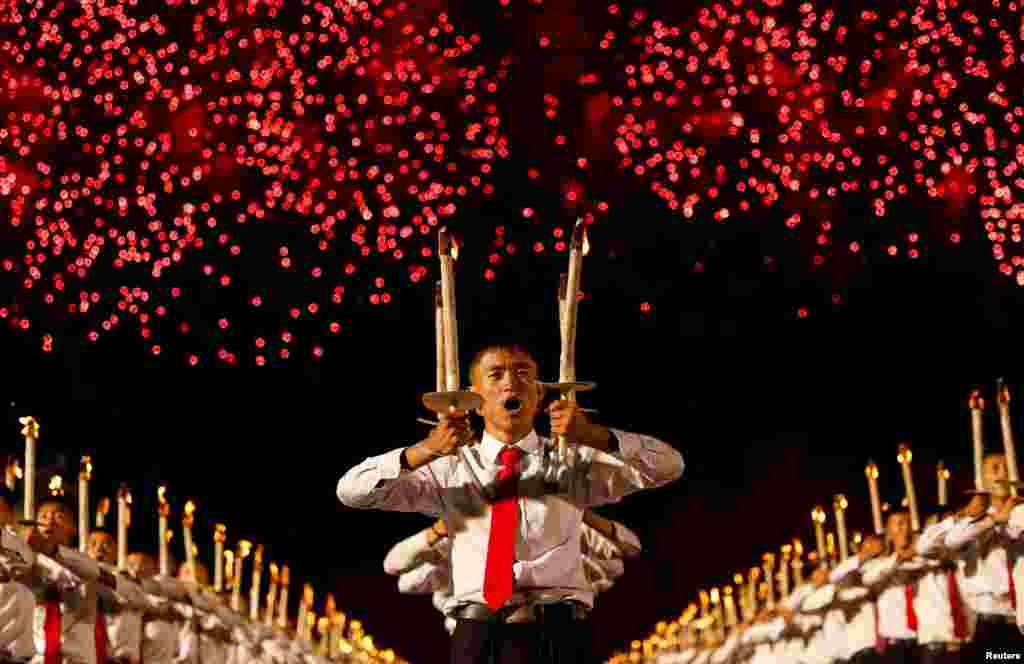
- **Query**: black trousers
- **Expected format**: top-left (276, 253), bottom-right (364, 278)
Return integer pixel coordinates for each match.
top-left (450, 618), bottom-right (591, 664)
top-left (964, 618), bottom-right (1022, 659)
top-left (874, 640), bottom-right (917, 664)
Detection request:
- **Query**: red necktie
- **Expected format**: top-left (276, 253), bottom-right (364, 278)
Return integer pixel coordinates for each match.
top-left (44, 597), bottom-right (61, 664)
top-left (1008, 555), bottom-right (1018, 610)
top-left (483, 446), bottom-right (523, 610)
top-left (947, 569), bottom-right (968, 640)
top-left (95, 614), bottom-right (107, 664)
top-left (905, 584), bottom-right (918, 631)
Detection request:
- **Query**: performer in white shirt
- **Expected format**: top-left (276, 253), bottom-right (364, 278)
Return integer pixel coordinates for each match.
top-left (0, 486), bottom-right (36, 664)
top-left (86, 531), bottom-right (140, 664)
top-left (933, 455), bottom-right (1023, 657)
top-left (387, 510), bottom-right (640, 636)
top-left (912, 499), bottom-right (976, 664)
top-left (860, 505), bottom-right (926, 664)
top-left (24, 481), bottom-right (99, 664)
top-left (338, 342), bottom-right (684, 664)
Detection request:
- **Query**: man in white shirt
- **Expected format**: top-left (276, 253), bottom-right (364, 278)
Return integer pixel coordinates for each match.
top-left (0, 486), bottom-right (35, 664)
top-left (387, 510), bottom-right (640, 636)
top-left (24, 485), bottom-right (99, 664)
top-left (936, 456), bottom-right (1023, 657)
top-left (86, 530), bottom-right (140, 664)
top-left (338, 342), bottom-right (684, 664)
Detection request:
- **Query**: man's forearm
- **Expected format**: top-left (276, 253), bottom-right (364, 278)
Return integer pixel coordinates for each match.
top-left (402, 441), bottom-right (443, 471)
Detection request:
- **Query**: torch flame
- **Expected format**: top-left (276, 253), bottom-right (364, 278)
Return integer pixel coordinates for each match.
top-left (834, 494), bottom-right (848, 511)
top-left (710, 588), bottom-right (720, 604)
top-left (183, 500), bottom-right (195, 528)
top-left (98, 497), bottom-right (110, 514)
top-left (49, 475), bottom-right (64, 496)
top-left (281, 565), bottom-right (290, 585)
top-left (897, 443), bottom-right (912, 464)
top-left (239, 540), bottom-right (252, 558)
top-left (158, 486), bottom-right (167, 504)
top-left (19, 416), bottom-right (39, 439)
top-left (253, 544), bottom-right (264, 563)
top-left (969, 389), bottom-right (985, 410)
top-left (270, 563), bottom-right (279, 583)
top-left (733, 573), bottom-right (743, 585)
top-left (13, 462), bottom-right (21, 480)
top-left (865, 461), bottom-right (879, 479)
top-left (80, 456), bottom-right (92, 480)
top-left (999, 378), bottom-right (1011, 404)
top-left (811, 506), bottom-right (826, 524)
top-left (793, 538), bottom-right (803, 555)
top-left (303, 583), bottom-right (314, 607)
top-left (781, 544), bottom-right (792, 557)
top-left (582, 226), bottom-right (590, 256)
top-left (165, 529), bottom-right (174, 543)
top-left (326, 593), bottom-right (336, 617)
top-left (215, 523), bottom-right (226, 542)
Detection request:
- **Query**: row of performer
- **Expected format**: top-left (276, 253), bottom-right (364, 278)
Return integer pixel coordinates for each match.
top-left (616, 385), bottom-right (1024, 663)
top-left (0, 434), bottom-right (407, 664)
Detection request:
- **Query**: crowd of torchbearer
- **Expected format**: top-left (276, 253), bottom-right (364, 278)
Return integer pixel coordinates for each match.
top-left (0, 416), bottom-right (408, 664)
top-left (609, 385), bottom-right (1024, 664)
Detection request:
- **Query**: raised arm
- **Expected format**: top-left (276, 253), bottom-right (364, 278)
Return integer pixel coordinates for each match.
top-left (383, 522), bottom-right (447, 576)
top-left (397, 563), bottom-right (444, 595)
top-left (337, 416), bottom-right (469, 514)
top-left (572, 427), bottom-right (684, 507)
top-left (915, 516), bottom-right (957, 557)
top-left (827, 555), bottom-right (863, 584)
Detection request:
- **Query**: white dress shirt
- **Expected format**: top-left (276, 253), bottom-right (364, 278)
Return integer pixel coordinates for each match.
top-left (29, 553), bottom-right (95, 664)
top-left (398, 562), bottom-right (449, 595)
top-left (861, 554), bottom-right (926, 641)
top-left (0, 528), bottom-right (36, 662)
top-left (913, 560), bottom-right (975, 645)
top-left (944, 508), bottom-right (1020, 617)
top-left (338, 427), bottom-right (682, 610)
top-left (383, 530), bottom-right (449, 577)
top-left (141, 614), bottom-right (179, 664)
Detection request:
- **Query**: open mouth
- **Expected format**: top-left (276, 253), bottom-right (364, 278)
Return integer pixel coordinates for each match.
top-left (503, 398), bottom-right (523, 415)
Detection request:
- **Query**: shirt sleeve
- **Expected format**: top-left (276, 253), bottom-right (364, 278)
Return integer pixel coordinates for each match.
top-left (580, 524), bottom-right (620, 560)
top-left (383, 530), bottom-right (434, 576)
top-left (612, 521), bottom-right (643, 557)
top-left (336, 448), bottom-right (452, 516)
top-left (828, 555), bottom-right (862, 584)
top-left (573, 429), bottom-right (684, 507)
top-left (915, 517), bottom-right (956, 556)
top-left (595, 556), bottom-right (625, 580)
top-left (397, 564), bottom-right (439, 595)
top-left (943, 516), bottom-right (994, 550)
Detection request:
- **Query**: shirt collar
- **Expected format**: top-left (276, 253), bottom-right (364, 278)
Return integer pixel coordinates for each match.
top-left (480, 429), bottom-right (541, 464)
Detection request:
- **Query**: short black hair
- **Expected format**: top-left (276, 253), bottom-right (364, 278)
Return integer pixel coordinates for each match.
top-left (467, 340), bottom-right (541, 384)
top-left (36, 497), bottom-right (74, 519)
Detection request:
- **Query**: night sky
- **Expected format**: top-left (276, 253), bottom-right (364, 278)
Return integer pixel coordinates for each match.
top-left (3, 0), bottom-right (1024, 659)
